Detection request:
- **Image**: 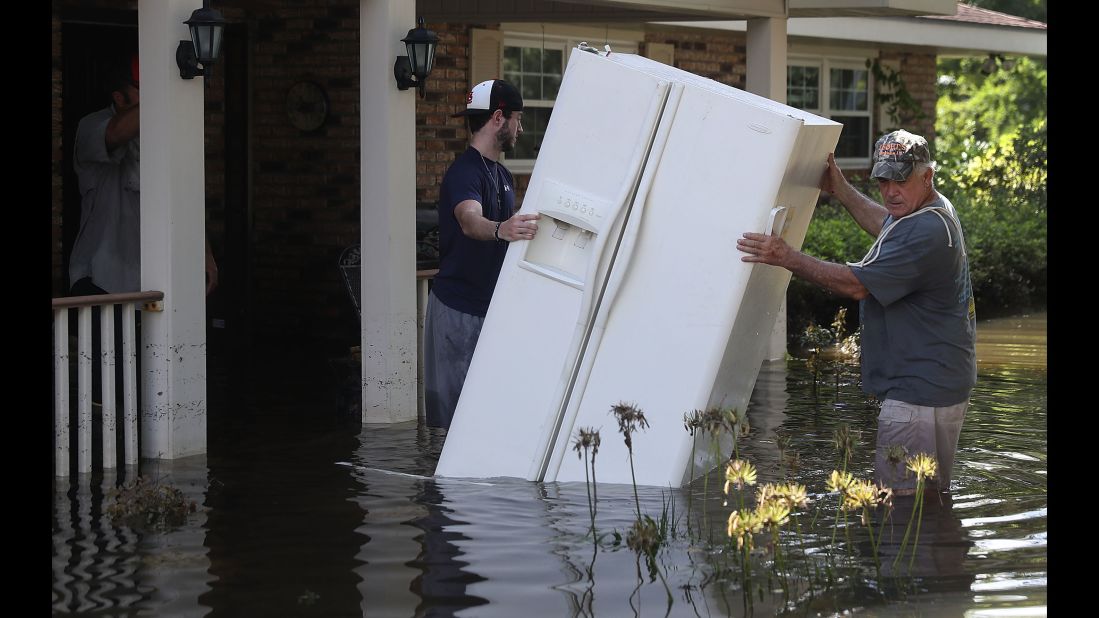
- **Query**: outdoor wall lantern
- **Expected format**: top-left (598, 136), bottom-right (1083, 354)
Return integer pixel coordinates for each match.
top-left (176, 1), bottom-right (227, 80)
top-left (393, 17), bottom-right (439, 98)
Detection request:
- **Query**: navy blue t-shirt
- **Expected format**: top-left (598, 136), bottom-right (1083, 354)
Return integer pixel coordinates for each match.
top-left (433, 146), bottom-right (517, 317)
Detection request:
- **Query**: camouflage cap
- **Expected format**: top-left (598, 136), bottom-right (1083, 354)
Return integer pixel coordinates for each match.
top-left (870, 130), bottom-right (931, 181)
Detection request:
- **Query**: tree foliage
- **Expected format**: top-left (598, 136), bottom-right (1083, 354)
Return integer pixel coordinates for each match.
top-left (935, 54), bottom-right (1047, 317)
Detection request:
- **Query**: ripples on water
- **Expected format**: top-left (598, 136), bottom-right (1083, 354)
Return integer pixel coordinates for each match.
top-left (51, 315), bottom-right (1047, 616)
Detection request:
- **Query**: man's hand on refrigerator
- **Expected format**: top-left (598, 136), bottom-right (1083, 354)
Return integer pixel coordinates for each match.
top-left (736, 232), bottom-right (792, 268)
top-left (500, 213), bottom-right (541, 242)
top-left (820, 152), bottom-right (848, 196)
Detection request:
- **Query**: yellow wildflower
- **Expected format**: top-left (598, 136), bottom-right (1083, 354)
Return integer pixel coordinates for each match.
top-left (876, 482), bottom-right (894, 511)
top-left (724, 458), bottom-right (758, 494)
top-left (726, 509), bottom-right (760, 550)
top-left (779, 483), bottom-right (809, 509)
top-left (905, 453), bottom-right (938, 481)
top-left (758, 482), bottom-right (809, 511)
top-left (757, 500), bottom-right (790, 528)
top-left (826, 469), bottom-right (855, 494)
top-left (756, 483), bottom-right (778, 505)
top-left (840, 480), bottom-right (875, 520)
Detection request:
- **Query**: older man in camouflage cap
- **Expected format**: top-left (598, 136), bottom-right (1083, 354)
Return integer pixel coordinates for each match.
top-left (736, 129), bottom-right (977, 496)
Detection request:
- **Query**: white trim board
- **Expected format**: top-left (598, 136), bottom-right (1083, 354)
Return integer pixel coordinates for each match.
top-left (653, 16), bottom-right (1046, 57)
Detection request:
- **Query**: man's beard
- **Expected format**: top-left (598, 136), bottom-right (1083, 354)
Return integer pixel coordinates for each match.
top-left (497, 124), bottom-right (516, 153)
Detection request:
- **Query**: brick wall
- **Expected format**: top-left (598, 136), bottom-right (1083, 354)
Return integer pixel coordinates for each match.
top-left (644, 27), bottom-right (748, 89)
top-left (878, 50), bottom-right (938, 143)
top-left (242, 0), bottom-right (362, 349)
top-left (413, 22), bottom-right (486, 210)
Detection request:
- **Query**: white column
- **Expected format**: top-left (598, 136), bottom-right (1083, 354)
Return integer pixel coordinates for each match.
top-left (138, 0), bottom-right (208, 458)
top-left (746, 16), bottom-right (790, 362)
top-left (746, 17), bottom-right (787, 103)
top-left (359, 0), bottom-right (418, 423)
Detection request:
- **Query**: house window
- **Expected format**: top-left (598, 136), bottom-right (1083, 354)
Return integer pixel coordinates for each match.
top-left (502, 44), bottom-right (563, 161)
top-left (787, 58), bottom-right (873, 165)
top-left (787, 66), bottom-right (819, 110)
top-left (499, 34), bottom-right (639, 171)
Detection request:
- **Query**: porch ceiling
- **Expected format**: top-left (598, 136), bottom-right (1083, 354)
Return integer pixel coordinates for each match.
top-left (417, 0), bottom-right (958, 22)
top-left (416, 0), bottom-right (785, 22)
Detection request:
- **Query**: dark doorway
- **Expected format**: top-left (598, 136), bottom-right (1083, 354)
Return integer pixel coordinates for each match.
top-left (207, 22), bottom-right (251, 365)
top-left (60, 13), bottom-right (138, 294)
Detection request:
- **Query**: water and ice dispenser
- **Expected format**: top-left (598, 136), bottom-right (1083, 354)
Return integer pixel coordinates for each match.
top-left (518, 180), bottom-right (613, 290)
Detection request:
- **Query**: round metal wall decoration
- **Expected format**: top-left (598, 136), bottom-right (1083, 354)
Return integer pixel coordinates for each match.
top-left (286, 80), bottom-right (329, 131)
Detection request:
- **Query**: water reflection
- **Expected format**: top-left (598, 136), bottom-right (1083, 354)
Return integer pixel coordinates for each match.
top-left (973, 313), bottom-right (1046, 371)
top-left (351, 423), bottom-right (489, 616)
top-left (51, 315), bottom-right (1046, 616)
top-left (51, 460), bottom-right (209, 616)
top-left (199, 414), bottom-right (366, 617)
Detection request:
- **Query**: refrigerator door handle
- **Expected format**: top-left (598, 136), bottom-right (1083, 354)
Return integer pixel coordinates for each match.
top-left (592, 84), bottom-right (684, 331)
top-left (767, 205), bottom-right (789, 238)
top-left (573, 84), bottom-right (672, 328)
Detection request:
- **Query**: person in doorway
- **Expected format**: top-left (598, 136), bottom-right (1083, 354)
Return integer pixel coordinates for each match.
top-left (736, 130), bottom-right (977, 496)
top-left (423, 79), bottom-right (541, 429)
top-left (69, 53), bottom-right (218, 297)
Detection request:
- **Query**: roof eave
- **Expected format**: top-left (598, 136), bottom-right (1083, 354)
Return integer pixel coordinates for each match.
top-left (652, 16), bottom-right (1047, 57)
top-left (788, 0), bottom-right (957, 17)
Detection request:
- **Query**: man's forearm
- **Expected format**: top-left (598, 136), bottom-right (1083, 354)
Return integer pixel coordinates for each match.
top-left (784, 251), bottom-right (869, 300)
top-left (456, 209), bottom-right (497, 241)
top-left (831, 181), bottom-right (888, 237)
top-left (106, 104), bottom-right (139, 150)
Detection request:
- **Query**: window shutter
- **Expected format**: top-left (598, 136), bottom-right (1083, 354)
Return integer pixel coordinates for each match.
top-left (643, 42), bottom-right (675, 66)
top-left (470, 28), bottom-right (504, 86)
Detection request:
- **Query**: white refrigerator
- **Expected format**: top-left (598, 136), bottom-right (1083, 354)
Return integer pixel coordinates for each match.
top-left (435, 48), bottom-right (842, 488)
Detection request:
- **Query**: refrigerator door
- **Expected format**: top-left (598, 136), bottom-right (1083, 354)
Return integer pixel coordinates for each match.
top-left (544, 53), bottom-right (842, 487)
top-left (435, 49), bottom-right (674, 480)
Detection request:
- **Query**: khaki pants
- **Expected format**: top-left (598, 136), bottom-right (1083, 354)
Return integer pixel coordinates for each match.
top-left (875, 399), bottom-right (968, 493)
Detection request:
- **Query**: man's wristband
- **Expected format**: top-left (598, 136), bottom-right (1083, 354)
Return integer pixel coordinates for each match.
top-left (494, 221), bottom-right (503, 242)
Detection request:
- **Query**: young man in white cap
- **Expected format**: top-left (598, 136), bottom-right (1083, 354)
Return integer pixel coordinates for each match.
top-left (736, 130), bottom-right (977, 496)
top-left (424, 79), bottom-right (542, 429)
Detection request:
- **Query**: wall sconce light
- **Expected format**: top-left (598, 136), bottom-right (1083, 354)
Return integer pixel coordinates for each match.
top-left (176, 1), bottom-right (227, 80)
top-left (393, 17), bottom-right (439, 98)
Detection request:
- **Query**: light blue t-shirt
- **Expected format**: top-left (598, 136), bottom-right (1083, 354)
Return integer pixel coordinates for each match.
top-left (850, 195), bottom-right (977, 407)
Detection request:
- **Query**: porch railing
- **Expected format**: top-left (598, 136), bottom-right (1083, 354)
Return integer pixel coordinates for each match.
top-left (52, 291), bottom-right (163, 477)
top-left (416, 269), bottom-right (438, 417)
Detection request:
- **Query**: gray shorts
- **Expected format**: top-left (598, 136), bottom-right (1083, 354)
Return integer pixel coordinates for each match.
top-left (874, 398), bottom-right (968, 493)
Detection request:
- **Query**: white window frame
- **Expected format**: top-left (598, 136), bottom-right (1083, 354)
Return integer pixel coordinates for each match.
top-left (501, 32), bottom-right (639, 174)
top-left (788, 55), bottom-right (875, 169)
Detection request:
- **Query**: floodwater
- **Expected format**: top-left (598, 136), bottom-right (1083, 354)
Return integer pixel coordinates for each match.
top-left (51, 313), bottom-right (1047, 617)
